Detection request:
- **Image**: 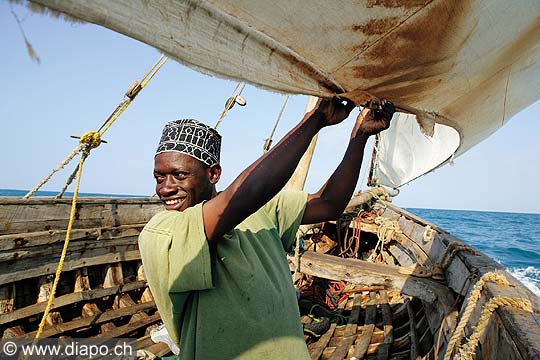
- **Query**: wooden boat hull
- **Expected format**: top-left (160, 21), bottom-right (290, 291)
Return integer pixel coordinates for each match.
top-left (0, 195), bottom-right (539, 359)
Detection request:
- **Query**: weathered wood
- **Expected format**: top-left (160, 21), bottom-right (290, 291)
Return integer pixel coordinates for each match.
top-left (406, 299), bottom-right (421, 360)
top-left (345, 188), bottom-right (387, 213)
top-left (0, 284), bottom-right (14, 314)
top-left (0, 244), bottom-right (141, 286)
top-left (329, 294), bottom-right (363, 360)
top-left (0, 198), bottom-right (162, 235)
top-left (2, 325), bottom-right (25, 338)
top-left (387, 244), bottom-right (415, 267)
top-left (0, 224), bottom-right (145, 251)
top-left (81, 303), bottom-right (102, 318)
top-left (95, 312), bottom-right (160, 338)
top-left (0, 237), bottom-right (139, 263)
top-left (309, 300), bottom-right (346, 360)
top-left (23, 301), bottom-right (156, 338)
top-left (104, 263), bottom-right (124, 288)
top-left (0, 281), bottom-right (147, 326)
top-left (378, 290), bottom-right (393, 360)
top-left (294, 251), bottom-right (455, 307)
top-left (74, 268), bottom-right (91, 292)
top-left (37, 275), bottom-right (63, 326)
top-left (351, 292), bottom-right (378, 360)
top-left (284, 96), bottom-right (318, 191)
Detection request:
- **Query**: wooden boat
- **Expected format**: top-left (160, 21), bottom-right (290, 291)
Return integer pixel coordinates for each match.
top-left (1, 190), bottom-right (538, 359)
top-left (2, 1), bottom-right (540, 359)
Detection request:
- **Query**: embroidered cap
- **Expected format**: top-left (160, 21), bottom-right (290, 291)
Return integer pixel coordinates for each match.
top-left (156, 119), bottom-right (221, 166)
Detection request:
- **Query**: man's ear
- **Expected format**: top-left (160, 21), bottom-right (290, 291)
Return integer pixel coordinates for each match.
top-left (208, 164), bottom-right (222, 184)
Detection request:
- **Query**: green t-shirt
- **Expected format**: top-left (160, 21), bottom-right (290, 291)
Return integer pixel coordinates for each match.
top-left (139, 191), bottom-right (310, 360)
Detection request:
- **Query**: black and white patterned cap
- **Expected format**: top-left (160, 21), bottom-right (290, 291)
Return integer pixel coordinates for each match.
top-left (156, 119), bottom-right (221, 166)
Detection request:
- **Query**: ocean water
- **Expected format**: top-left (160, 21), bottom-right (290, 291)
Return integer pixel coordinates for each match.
top-left (1, 189), bottom-right (538, 296)
top-left (407, 208), bottom-right (540, 296)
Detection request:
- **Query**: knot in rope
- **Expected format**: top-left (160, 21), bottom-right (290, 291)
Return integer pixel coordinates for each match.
top-left (79, 131), bottom-right (102, 150)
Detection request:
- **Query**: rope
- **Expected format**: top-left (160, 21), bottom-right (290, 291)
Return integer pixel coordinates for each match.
top-left (23, 144), bottom-right (84, 199)
top-left (263, 95), bottom-right (289, 153)
top-left (23, 55), bottom-right (167, 199)
top-left (440, 242), bottom-right (478, 270)
top-left (443, 272), bottom-right (509, 360)
top-left (214, 82), bottom-right (246, 129)
top-left (367, 216), bottom-right (401, 262)
top-left (27, 56), bottom-right (167, 344)
top-left (456, 296), bottom-right (532, 360)
top-left (33, 147), bottom-right (89, 343)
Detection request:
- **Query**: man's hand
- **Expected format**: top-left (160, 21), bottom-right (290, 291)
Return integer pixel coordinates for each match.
top-left (312, 97), bottom-right (356, 127)
top-left (356, 99), bottom-right (395, 137)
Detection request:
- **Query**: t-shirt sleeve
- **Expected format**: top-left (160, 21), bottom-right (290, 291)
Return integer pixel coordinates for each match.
top-left (263, 190), bottom-right (308, 252)
top-left (139, 204), bottom-right (213, 345)
top-left (139, 203), bottom-right (213, 294)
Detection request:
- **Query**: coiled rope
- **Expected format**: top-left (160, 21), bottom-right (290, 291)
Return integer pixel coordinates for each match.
top-left (367, 216), bottom-right (401, 262)
top-left (30, 55), bottom-right (167, 343)
top-left (443, 272), bottom-right (509, 360)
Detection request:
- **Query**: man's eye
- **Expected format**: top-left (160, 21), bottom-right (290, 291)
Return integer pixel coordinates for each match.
top-left (154, 176), bottom-right (164, 183)
top-left (173, 172), bottom-right (186, 180)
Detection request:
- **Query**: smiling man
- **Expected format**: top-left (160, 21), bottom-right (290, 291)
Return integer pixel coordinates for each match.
top-left (138, 98), bottom-right (394, 360)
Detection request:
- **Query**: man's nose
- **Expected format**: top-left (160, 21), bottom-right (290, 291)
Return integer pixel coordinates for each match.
top-left (158, 176), bottom-right (176, 195)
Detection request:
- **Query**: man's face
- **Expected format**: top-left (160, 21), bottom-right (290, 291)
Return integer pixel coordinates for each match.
top-left (154, 152), bottom-right (214, 211)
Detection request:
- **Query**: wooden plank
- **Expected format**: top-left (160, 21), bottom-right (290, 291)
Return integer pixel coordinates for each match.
top-left (387, 244), bottom-right (415, 267)
top-left (293, 251), bottom-right (455, 307)
top-left (351, 292), bottom-right (378, 360)
top-left (23, 301), bottom-right (156, 338)
top-left (0, 284), bottom-right (14, 314)
top-left (0, 224), bottom-right (145, 251)
top-left (37, 275), bottom-right (63, 326)
top-left (0, 244), bottom-right (141, 286)
top-left (0, 237), bottom-right (139, 263)
top-left (0, 198), bottom-right (162, 235)
top-left (0, 281), bottom-right (147, 326)
top-left (308, 300), bottom-right (346, 360)
top-left (377, 290), bottom-right (393, 360)
top-left (329, 294), bottom-right (363, 360)
top-left (95, 313), bottom-right (161, 339)
top-left (406, 299), bottom-right (421, 360)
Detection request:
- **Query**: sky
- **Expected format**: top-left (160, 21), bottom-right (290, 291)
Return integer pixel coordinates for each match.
top-left (1, 2), bottom-right (539, 213)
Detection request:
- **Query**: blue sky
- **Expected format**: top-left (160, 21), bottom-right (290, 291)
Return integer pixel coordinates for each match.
top-left (1, 2), bottom-right (539, 213)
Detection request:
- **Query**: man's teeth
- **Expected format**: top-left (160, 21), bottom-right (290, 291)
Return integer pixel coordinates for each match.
top-left (165, 199), bottom-right (181, 205)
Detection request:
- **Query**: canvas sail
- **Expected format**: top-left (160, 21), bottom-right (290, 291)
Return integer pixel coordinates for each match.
top-left (31, 0), bottom-right (540, 185)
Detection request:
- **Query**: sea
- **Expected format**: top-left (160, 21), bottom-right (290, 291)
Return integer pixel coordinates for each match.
top-left (1, 189), bottom-right (538, 296)
top-left (407, 208), bottom-right (540, 296)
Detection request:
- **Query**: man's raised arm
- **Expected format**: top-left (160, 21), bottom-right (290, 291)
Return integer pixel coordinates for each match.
top-left (302, 100), bottom-right (395, 224)
top-left (202, 97), bottom-right (356, 242)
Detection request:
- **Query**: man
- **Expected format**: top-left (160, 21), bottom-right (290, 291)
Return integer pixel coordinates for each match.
top-left (139, 97), bottom-right (395, 359)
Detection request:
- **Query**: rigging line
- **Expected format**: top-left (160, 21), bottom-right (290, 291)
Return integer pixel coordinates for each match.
top-left (98, 55), bottom-right (168, 135)
top-left (33, 144), bottom-right (91, 343)
top-left (263, 95), bottom-right (289, 153)
top-left (215, 82), bottom-right (246, 129)
top-left (23, 55), bottom-right (168, 199)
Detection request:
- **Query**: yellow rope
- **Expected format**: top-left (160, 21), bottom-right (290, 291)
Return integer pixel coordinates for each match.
top-left (29, 55), bottom-right (167, 343)
top-left (443, 272), bottom-right (508, 360)
top-left (33, 145), bottom-right (90, 342)
top-left (455, 296), bottom-right (532, 360)
top-left (24, 55), bottom-right (168, 199)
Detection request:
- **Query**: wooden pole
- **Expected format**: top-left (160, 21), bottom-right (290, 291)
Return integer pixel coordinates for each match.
top-left (284, 96), bottom-right (319, 191)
